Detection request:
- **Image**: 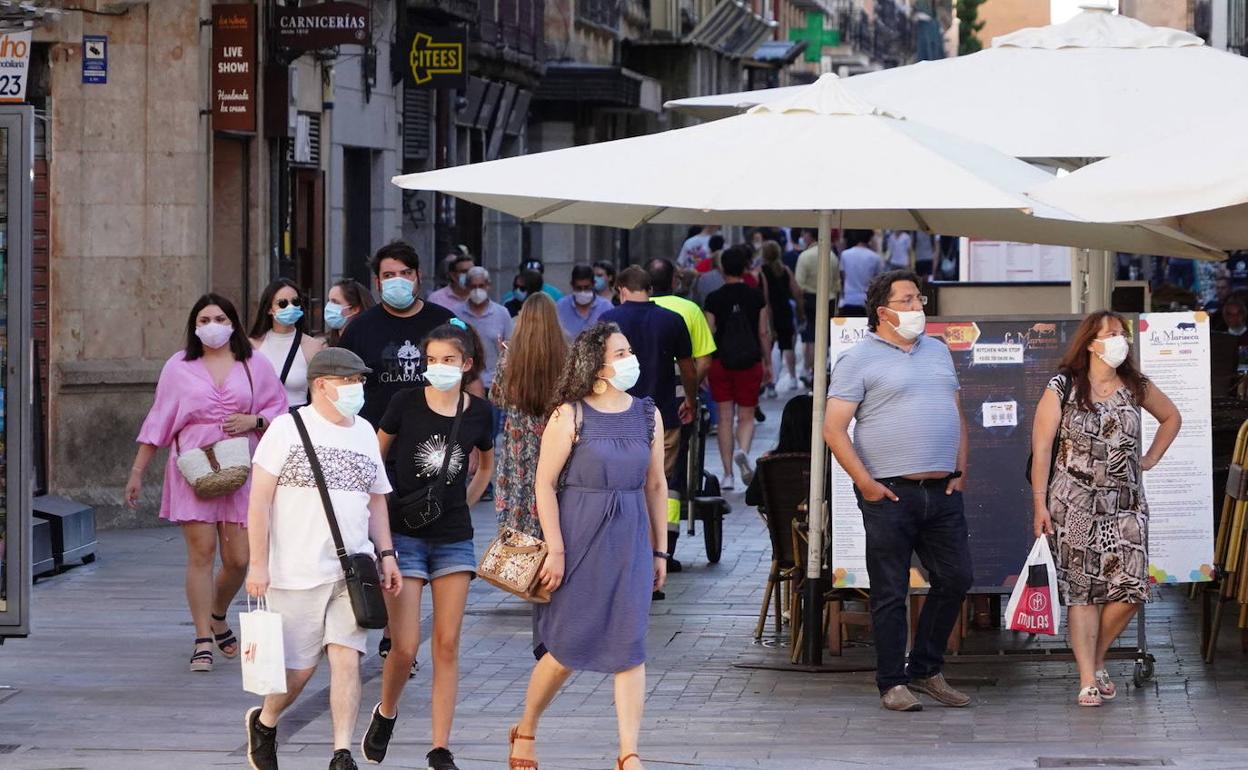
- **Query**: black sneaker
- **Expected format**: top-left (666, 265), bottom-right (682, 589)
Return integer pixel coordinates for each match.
top-left (754, 405), bottom-right (766, 423)
top-left (378, 635), bottom-right (391, 658)
top-left (330, 749), bottom-right (359, 770)
top-left (360, 702), bottom-right (396, 764)
top-left (666, 557), bottom-right (683, 573)
top-left (245, 706), bottom-right (279, 770)
top-left (426, 747), bottom-right (460, 770)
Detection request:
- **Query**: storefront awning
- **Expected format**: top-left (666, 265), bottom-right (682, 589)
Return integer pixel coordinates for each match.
top-left (747, 39), bottom-right (809, 68)
top-left (0, 1), bottom-right (63, 31)
top-left (535, 64), bottom-right (662, 112)
top-left (686, 0), bottom-right (777, 59)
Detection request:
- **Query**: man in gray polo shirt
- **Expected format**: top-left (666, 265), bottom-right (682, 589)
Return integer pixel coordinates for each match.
top-left (823, 269), bottom-right (972, 712)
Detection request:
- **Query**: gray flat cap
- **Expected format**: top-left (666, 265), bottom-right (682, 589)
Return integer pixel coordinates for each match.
top-left (306, 348), bottom-right (372, 381)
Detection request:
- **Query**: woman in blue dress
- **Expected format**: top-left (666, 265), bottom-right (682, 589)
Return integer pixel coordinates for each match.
top-left (506, 321), bottom-right (668, 770)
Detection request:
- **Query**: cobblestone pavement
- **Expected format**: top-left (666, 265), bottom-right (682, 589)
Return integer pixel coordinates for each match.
top-left (5, 390), bottom-right (1248, 769)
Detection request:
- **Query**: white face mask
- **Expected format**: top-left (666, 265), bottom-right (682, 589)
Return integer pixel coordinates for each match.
top-left (604, 354), bottom-right (640, 392)
top-left (329, 382), bottom-right (365, 418)
top-left (888, 309), bottom-right (926, 341)
top-left (573, 290), bottom-right (595, 307)
top-left (469, 288), bottom-right (488, 305)
top-left (1096, 335), bottom-right (1130, 369)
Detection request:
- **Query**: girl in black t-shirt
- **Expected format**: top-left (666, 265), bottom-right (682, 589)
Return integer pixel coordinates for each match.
top-left (365, 321), bottom-right (493, 769)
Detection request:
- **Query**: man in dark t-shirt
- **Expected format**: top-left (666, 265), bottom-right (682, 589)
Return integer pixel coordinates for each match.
top-left (338, 241), bottom-right (456, 427)
top-left (704, 245), bottom-right (770, 490)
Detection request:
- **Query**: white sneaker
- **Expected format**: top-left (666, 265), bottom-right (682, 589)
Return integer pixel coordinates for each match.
top-left (721, 474), bottom-right (736, 491)
top-left (734, 451), bottom-right (754, 485)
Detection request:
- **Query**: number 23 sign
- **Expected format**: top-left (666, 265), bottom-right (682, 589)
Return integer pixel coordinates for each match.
top-left (0, 31), bottom-right (31, 103)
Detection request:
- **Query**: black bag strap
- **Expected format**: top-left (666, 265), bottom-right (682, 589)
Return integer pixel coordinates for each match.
top-left (279, 329), bottom-right (303, 385)
top-left (434, 391), bottom-right (466, 488)
top-left (290, 407), bottom-right (352, 572)
top-left (556, 401), bottom-right (584, 491)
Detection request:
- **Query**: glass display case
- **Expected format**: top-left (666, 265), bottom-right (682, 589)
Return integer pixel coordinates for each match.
top-left (0, 105), bottom-right (34, 639)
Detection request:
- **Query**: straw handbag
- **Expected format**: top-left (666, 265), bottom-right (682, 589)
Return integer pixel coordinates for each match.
top-left (175, 362), bottom-right (255, 499)
top-left (477, 527), bottom-right (552, 604)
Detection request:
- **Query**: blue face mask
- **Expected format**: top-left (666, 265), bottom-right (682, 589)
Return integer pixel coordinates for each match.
top-left (457, 272), bottom-right (468, 288)
top-left (274, 304), bottom-right (303, 326)
top-left (381, 277), bottom-right (416, 310)
top-left (513, 288), bottom-right (528, 302)
top-left (593, 275), bottom-right (608, 293)
top-left (324, 302), bottom-right (348, 330)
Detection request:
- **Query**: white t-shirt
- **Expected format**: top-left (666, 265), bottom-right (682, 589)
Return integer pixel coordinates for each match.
top-left (253, 405), bottom-right (392, 590)
top-left (887, 231), bottom-right (912, 268)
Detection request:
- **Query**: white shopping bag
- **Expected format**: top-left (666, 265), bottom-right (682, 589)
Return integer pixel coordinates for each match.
top-left (1005, 537), bottom-right (1062, 635)
top-left (240, 596), bottom-right (287, 695)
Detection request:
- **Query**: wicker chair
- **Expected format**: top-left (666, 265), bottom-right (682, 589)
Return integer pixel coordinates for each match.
top-left (754, 452), bottom-right (811, 641)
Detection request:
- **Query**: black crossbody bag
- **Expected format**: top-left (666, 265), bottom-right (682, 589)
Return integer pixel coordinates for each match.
top-left (395, 392), bottom-right (465, 531)
top-left (1024, 374), bottom-right (1071, 491)
top-left (290, 408), bottom-right (388, 630)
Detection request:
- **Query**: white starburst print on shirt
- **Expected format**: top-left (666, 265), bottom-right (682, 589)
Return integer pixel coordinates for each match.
top-left (413, 434), bottom-right (464, 480)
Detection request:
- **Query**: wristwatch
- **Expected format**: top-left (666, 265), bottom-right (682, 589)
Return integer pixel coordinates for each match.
top-left (653, 550), bottom-right (668, 560)
top-left (378, 549), bottom-right (398, 561)
top-left (255, 415), bottom-right (265, 431)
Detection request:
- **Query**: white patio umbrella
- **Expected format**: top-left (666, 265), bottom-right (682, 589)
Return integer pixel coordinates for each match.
top-left (666, 6), bottom-right (1248, 163)
top-left (392, 74), bottom-right (1220, 664)
top-left (1029, 125), bottom-right (1248, 251)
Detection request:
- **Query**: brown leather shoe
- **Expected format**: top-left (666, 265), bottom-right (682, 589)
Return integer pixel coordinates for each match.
top-left (880, 684), bottom-right (923, 711)
top-left (907, 673), bottom-right (972, 707)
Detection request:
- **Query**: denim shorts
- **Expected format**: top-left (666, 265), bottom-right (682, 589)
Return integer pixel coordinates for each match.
top-left (392, 533), bottom-right (476, 582)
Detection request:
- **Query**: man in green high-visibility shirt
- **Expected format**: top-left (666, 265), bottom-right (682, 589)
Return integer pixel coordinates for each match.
top-left (647, 258), bottom-right (716, 585)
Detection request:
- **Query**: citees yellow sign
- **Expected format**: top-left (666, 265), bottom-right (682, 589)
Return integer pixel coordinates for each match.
top-left (405, 28), bottom-right (466, 89)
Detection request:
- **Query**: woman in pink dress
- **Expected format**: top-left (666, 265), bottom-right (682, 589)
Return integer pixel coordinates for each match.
top-left (124, 294), bottom-right (288, 672)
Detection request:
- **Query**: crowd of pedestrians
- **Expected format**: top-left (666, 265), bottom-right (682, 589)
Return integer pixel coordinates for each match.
top-left (122, 227), bottom-right (1182, 768)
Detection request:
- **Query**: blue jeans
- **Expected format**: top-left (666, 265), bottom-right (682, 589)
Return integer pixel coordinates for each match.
top-left (855, 477), bottom-right (973, 693)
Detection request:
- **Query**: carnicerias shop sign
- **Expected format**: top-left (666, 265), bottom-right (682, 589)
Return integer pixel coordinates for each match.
top-left (275, 2), bottom-right (370, 51)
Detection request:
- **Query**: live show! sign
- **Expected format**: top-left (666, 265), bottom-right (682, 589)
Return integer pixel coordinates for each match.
top-left (275, 2), bottom-right (370, 51)
top-left (212, 4), bottom-right (257, 134)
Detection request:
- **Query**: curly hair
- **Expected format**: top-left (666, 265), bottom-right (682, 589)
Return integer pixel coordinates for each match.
top-left (551, 321), bottom-right (620, 411)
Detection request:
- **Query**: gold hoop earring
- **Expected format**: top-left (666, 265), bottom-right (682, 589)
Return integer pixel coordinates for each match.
top-left (592, 378), bottom-right (608, 395)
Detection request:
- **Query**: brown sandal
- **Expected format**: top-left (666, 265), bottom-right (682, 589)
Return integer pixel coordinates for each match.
top-left (509, 724), bottom-right (537, 769)
top-left (617, 754), bottom-right (640, 770)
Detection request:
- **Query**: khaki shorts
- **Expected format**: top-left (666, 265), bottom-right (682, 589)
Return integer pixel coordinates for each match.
top-left (266, 580), bottom-right (367, 671)
top-left (663, 426), bottom-right (681, 477)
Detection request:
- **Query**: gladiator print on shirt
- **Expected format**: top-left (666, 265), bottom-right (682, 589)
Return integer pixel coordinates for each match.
top-left (277, 445), bottom-right (379, 493)
top-left (378, 339), bottom-right (426, 386)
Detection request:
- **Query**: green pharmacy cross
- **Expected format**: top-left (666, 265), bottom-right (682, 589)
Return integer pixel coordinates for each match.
top-left (789, 12), bottom-right (840, 63)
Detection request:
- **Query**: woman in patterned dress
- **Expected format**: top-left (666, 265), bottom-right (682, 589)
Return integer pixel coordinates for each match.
top-left (491, 293), bottom-right (568, 537)
top-left (1030, 311), bottom-right (1181, 707)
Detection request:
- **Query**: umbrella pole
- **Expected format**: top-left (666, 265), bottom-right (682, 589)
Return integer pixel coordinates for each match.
top-left (802, 210), bottom-right (835, 665)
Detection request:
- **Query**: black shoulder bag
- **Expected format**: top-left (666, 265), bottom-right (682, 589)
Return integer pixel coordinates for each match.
top-left (1024, 374), bottom-right (1071, 490)
top-left (395, 392), bottom-right (465, 531)
top-left (290, 408), bottom-right (388, 630)
top-left (279, 329), bottom-right (303, 384)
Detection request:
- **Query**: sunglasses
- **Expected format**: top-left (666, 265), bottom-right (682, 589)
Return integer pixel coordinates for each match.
top-left (276, 298), bottom-right (303, 309)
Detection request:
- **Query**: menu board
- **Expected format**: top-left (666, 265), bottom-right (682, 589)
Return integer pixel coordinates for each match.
top-left (1138, 312), bottom-right (1215, 584)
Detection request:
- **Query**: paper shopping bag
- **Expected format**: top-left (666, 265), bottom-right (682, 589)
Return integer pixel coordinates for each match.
top-left (1005, 537), bottom-right (1061, 635)
top-left (240, 599), bottom-right (287, 695)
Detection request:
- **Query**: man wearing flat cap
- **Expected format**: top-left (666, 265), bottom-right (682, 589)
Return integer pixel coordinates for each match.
top-left (244, 348), bottom-right (402, 770)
